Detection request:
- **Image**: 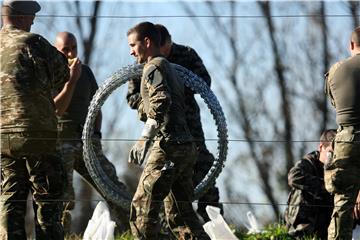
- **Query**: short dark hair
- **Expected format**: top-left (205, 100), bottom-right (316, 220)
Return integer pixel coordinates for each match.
top-left (127, 21), bottom-right (160, 48)
top-left (155, 24), bottom-right (171, 47)
top-left (351, 26), bottom-right (360, 47)
top-left (320, 129), bottom-right (336, 147)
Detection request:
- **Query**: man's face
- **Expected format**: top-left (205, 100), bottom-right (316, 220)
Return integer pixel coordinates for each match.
top-left (128, 32), bottom-right (147, 64)
top-left (55, 36), bottom-right (78, 59)
top-left (319, 143), bottom-right (334, 164)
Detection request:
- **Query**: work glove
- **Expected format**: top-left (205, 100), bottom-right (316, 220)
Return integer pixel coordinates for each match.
top-left (128, 137), bottom-right (152, 165)
top-left (128, 118), bottom-right (160, 165)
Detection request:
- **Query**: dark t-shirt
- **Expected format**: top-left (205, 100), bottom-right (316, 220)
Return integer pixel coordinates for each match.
top-left (58, 64), bottom-right (98, 129)
top-left (330, 54), bottom-right (360, 126)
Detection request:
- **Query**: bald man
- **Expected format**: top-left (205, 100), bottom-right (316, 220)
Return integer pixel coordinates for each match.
top-left (54, 32), bottom-right (131, 234)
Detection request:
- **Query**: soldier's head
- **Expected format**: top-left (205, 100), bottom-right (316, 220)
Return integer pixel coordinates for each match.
top-left (319, 129), bottom-right (336, 164)
top-left (55, 32), bottom-right (78, 60)
top-left (155, 24), bottom-right (173, 57)
top-left (350, 26), bottom-right (360, 56)
top-left (1, 0), bottom-right (40, 32)
top-left (127, 21), bottom-right (161, 64)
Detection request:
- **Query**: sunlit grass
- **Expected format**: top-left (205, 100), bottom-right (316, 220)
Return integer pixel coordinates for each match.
top-left (65, 224), bottom-right (321, 240)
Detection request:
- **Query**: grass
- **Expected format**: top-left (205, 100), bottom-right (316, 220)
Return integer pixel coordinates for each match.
top-left (66, 224), bottom-right (320, 240)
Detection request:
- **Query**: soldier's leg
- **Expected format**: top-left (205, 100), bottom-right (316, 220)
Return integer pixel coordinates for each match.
top-left (328, 191), bottom-right (358, 240)
top-left (130, 141), bottom-right (174, 240)
top-left (30, 153), bottom-right (65, 240)
top-left (74, 139), bottom-right (131, 232)
top-left (325, 132), bottom-right (360, 240)
top-left (0, 155), bottom-right (29, 240)
top-left (193, 147), bottom-right (223, 222)
top-left (57, 141), bottom-right (78, 234)
top-left (164, 142), bottom-right (210, 240)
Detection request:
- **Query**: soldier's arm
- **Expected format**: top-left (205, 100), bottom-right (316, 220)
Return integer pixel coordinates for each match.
top-left (126, 77), bottom-right (142, 110)
top-left (53, 59), bottom-right (82, 116)
top-left (288, 160), bottom-right (323, 196)
top-left (144, 64), bottom-right (171, 126)
top-left (324, 61), bottom-right (344, 108)
top-left (137, 99), bottom-right (147, 122)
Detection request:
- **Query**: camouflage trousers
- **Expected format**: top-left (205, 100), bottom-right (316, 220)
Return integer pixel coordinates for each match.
top-left (324, 126), bottom-right (360, 240)
top-left (57, 136), bottom-right (130, 234)
top-left (130, 140), bottom-right (209, 240)
top-left (0, 132), bottom-right (65, 240)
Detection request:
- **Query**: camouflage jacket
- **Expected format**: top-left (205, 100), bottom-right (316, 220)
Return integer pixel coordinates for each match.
top-left (140, 56), bottom-right (190, 142)
top-left (127, 43), bottom-right (211, 109)
top-left (0, 25), bottom-right (69, 133)
top-left (127, 43), bottom-right (210, 142)
top-left (284, 151), bottom-right (333, 235)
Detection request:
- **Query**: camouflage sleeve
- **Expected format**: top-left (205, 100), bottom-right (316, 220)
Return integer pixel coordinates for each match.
top-left (45, 39), bottom-right (69, 90)
top-left (288, 159), bottom-right (324, 197)
top-left (187, 47), bottom-right (211, 87)
top-left (137, 99), bottom-right (147, 122)
top-left (324, 61), bottom-right (343, 108)
top-left (28, 34), bottom-right (69, 95)
top-left (143, 64), bottom-right (171, 125)
top-left (126, 77), bottom-right (142, 109)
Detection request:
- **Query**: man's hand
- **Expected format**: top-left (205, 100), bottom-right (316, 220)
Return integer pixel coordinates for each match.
top-left (354, 191), bottom-right (360, 220)
top-left (128, 138), bottom-right (152, 165)
top-left (69, 57), bottom-right (82, 83)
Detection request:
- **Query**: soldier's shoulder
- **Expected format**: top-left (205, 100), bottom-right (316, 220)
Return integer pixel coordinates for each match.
top-left (174, 43), bottom-right (197, 55)
top-left (326, 60), bottom-right (345, 79)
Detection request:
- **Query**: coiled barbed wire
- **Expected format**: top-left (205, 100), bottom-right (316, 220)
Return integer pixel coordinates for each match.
top-left (82, 63), bottom-right (228, 205)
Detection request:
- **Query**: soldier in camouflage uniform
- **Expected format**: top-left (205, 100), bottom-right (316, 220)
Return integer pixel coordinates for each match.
top-left (53, 32), bottom-right (131, 234)
top-left (127, 22), bottom-right (209, 240)
top-left (284, 129), bottom-right (336, 239)
top-left (0, 1), bottom-right (71, 239)
top-left (127, 23), bottom-right (222, 223)
top-left (324, 26), bottom-right (360, 240)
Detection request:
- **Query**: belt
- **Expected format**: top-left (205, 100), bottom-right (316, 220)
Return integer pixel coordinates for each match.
top-left (338, 125), bottom-right (360, 133)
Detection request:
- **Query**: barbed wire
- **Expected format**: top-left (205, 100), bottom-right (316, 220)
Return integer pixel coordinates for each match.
top-left (32, 13), bottom-right (360, 19)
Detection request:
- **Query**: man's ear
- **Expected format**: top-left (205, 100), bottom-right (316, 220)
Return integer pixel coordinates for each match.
top-left (144, 37), bottom-right (151, 48)
top-left (318, 143), bottom-right (324, 152)
top-left (350, 41), bottom-right (355, 51)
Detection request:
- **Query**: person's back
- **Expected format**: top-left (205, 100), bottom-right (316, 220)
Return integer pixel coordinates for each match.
top-left (1, 26), bottom-right (66, 135)
top-left (330, 54), bottom-right (360, 126)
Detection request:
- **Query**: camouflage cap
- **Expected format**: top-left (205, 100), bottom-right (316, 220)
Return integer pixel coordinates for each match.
top-left (2, 0), bottom-right (41, 15)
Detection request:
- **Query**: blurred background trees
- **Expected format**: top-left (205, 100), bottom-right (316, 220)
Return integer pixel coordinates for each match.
top-left (22, 0), bottom-right (359, 235)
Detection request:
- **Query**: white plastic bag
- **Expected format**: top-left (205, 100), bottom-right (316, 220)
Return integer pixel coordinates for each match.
top-left (353, 224), bottom-right (360, 240)
top-left (203, 206), bottom-right (238, 240)
top-left (243, 211), bottom-right (262, 234)
top-left (83, 201), bottom-right (116, 240)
